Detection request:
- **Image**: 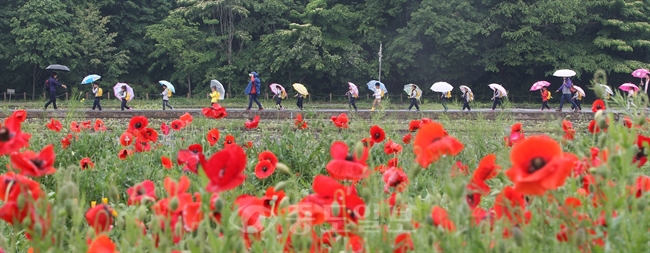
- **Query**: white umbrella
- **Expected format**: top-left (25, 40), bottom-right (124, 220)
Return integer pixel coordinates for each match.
top-left (599, 84), bottom-right (614, 95)
top-left (488, 83), bottom-right (507, 96)
top-left (430, 82), bottom-right (453, 92)
top-left (459, 85), bottom-right (472, 93)
top-left (553, 69), bottom-right (576, 77)
top-left (210, 80), bottom-right (225, 100)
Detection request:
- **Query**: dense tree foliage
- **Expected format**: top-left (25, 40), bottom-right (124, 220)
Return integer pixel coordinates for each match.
top-left (1, 0), bottom-right (649, 100)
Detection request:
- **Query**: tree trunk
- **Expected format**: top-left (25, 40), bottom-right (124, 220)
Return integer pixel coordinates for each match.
top-left (187, 76), bottom-right (192, 98)
top-left (32, 65), bottom-right (37, 99)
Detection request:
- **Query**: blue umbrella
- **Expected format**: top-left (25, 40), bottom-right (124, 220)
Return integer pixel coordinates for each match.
top-left (81, 74), bottom-right (101, 84)
top-left (367, 80), bottom-right (388, 93)
top-left (159, 80), bottom-right (175, 93)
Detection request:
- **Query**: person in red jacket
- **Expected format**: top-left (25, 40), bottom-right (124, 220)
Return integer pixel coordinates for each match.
top-left (541, 87), bottom-right (551, 111)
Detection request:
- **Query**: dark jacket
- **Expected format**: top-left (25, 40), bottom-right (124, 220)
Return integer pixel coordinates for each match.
top-left (244, 72), bottom-right (261, 95)
top-left (48, 77), bottom-right (61, 92)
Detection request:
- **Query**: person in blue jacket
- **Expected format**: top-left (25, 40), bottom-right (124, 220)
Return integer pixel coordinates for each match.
top-left (44, 72), bottom-right (67, 110)
top-left (245, 72), bottom-right (263, 111)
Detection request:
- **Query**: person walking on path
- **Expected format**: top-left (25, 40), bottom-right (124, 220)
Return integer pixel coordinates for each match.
top-left (441, 91), bottom-right (451, 112)
top-left (408, 85), bottom-right (420, 111)
top-left (462, 89), bottom-right (472, 111)
top-left (346, 87), bottom-right (358, 111)
top-left (119, 85), bottom-right (132, 111)
top-left (44, 72), bottom-right (67, 110)
top-left (273, 90), bottom-right (285, 110)
top-left (491, 89), bottom-right (504, 111)
top-left (245, 72), bottom-right (263, 111)
top-left (541, 87), bottom-right (551, 111)
top-left (294, 93), bottom-right (304, 110)
top-left (209, 86), bottom-right (221, 106)
top-left (371, 82), bottom-right (383, 111)
top-left (571, 88), bottom-right (582, 111)
top-left (555, 77), bottom-right (579, 112)
top-left (161, 85), bottom-right (174, 110)
top-left (92, 83), bottom-right (103, 111)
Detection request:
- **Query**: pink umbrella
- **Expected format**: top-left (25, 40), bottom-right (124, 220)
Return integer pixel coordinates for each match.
top-left (348, 82), bottom-right (359, 96)
top-left (619, 83), bottom-right (639, 92)
top-left (632, 69), bottom-right (649, 78)
top-left (530, 81), bottom-right (551, 91)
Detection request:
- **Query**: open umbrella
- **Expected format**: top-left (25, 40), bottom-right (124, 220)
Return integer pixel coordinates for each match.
top-left (530, 81), bottom-right (550, 91)
top-left (488, 83), bottom-right (507, 96)
top-left (293, 83), bottom-right (308, 96)
top-left (572, 86), bottom-right (586, 97)
top-left (459, 85), bottom-right (472, 93)
top-left (430, 82), bottom-right (453, 93)
top-left (159, 80), bottom-right (175, 93)
top-left (210, 80), bottom-right (225, 100)
top-left (599, 84), bottom-right (614, 95)
top-left (270, 83), bottom-right (286, 97)
top-left (553, 69), bottom-right (576, 77)
top-left (619, 83), bottom-right (639, 92)
top-left (113, 83), bottom-right (134, 101)
top-left (632, 69), bottom-right (649, 78)
top-left (81, 74), bottom-right (101, 84)
top-left (403, 84), bottom-right (422, 99)
top-left (46, 64), bottom-right (70, 72)
top-left (367, 80), bottom-right (388, 93)
top-left (348, 82), bottom-right (359, 97)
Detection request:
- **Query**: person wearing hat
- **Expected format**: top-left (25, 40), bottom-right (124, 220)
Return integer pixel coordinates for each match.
top-left (245, 72), bottom-right (263, 111)
top-left (44, 72), bottom-right (67, 110)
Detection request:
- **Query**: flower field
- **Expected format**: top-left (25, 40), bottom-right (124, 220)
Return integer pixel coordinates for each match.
top-left (0, 100), bottom-right (649, 253)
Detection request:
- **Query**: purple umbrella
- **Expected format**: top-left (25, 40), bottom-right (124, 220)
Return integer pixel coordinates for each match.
top-left (530, 81), bottom-right (551, 91)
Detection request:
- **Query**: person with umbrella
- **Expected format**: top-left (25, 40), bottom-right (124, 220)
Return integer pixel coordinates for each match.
top-left (461, 86), bottom-right (472, 111)
top-left (570, 88), bottom-right (582, 111)
top-left (441, 90), bottom-right (451, 112)
top-left (161, 85), bottom-right (174, 110)
top-left (555, 77), bottom-right (579, 112)
top-left (371, 82), bottom-right (383, 111)
top-left (119, 85), bottom-right (132, 111)
top-left (541, 87), bottom-right (551, 111)
top-left (408, 84), bottom-right (420, 111)
top-left (346, 86), bottom-right (358, 112)
top-left (491, 88), bottom-right (504, 111)
top-left (92, 83), bottom-right (103, 111)
top-left (44, 72), bottom-right (67, 110)
top-left (245, 72), bottom-right (263, 111)
top-left (209, 86), bottom-right (221, 106)
top-left (272, 89), bottom-right (286, 110)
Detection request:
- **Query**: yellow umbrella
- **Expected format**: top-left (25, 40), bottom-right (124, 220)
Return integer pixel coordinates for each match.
top-left (292, 83), bottom-right (309, 96)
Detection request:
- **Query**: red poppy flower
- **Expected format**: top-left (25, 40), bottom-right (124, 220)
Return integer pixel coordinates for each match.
top-left (402, 133), bottom-right (412, 144)
top-left (634, 175), bottom-right (650, 198)
top-left (160, 122), bottom-right (170, 136)
top-left (431, 206), bottom-right (456, 232)
top-left (409, 120), bottom-right (422, 132)
top-left (255, 160), bottom-right (276, 179)
top-left (562, 120), bottom-right (575, 141)
top-left (10, 144), bottom-right (56, 177)
top-left (80, 157), bottom-right (94, 170)
top-left (504, 122), bottom-right (525, 147)
top-left (182, 201), bottom-right (203, 232)
top-left (233, 194), bottom-right (266, 234)
top-left (202, 104), bottom-right (228, 119)
top-left (117, 149), bottom-right (133, 160)
top-left (361, 137), bottom-right (374, 148)
top-left (310, 175), bottom-right (366, 231)
top-left (245, 115), bottom-right (260, 129)
top-left (258, 151), bottom-right (278, 165)
top-left (126, 180), bottom-right (157, 205)
top-left (588, 120), bottom-right (602, 134)
top-left (163, 176), bottom-right (190, 197)
top-left (325, 141), bottom-right (369, 182)
top-left (85, 204), bottom-right (114, 234)
top-left (201, 145), bottom-right (247, 193)
top-left (0, 172), bottom-right (43, 202)
top-left (224, 135), bottom-right (236, 147)
top-left (261, 187), bottom-right (286, 216)
top-left (451, 160), bottom-right (469, 177)
top-left (11, 110), bottom-right (26, 123)
top-left (46, 118), bottom-right (62, 132)
top-left (331, 113), bottom-right (349, 129)
top-left (294, 114), bottom-right (308, 130)
top-left (244, 141), bottom-right (253, 149)
top-left (119, 132), bottom-right (134, 146)
top-left (61, 135), bottom-right (71, 149)
top-left (170, 119), bottom-right (185, 131)
top-left (177, 144), bottom-right (203, 173)
top-left (92, 119), bottom-right (106, 132)
top-left (370, 125), bottom-right (386, 143)
top-left (384, 140), bottom-right (403, 155)
top-left (70, 121), bottom-right (81, 133)
top-left (134, 138), bottom-right (151, 152)
top-left (161, 156), bottom-right (172, 169)
top-left (634, 134), bottom-right (650, 167)
top-left (81, 120), bottom-right (92, 130)
top-left (140, 128), bottom-right (158, 143)
top-left (87, 234), bottom-right (117, 253)
top-left (466, 154), bottom-right (501, 208)
top-left (206, 129), bottom-right (220, 146)
top-left (383, 167), bottom-right (408, 193)
top-left (388, 158), bottom-right (398, 167)
top-left (413, 122), bottom-right (464, 168)
top-left (394, 233), bottom-right (414, 253)
top-left (128, 116), bottom-right (149, 133)
top-left (505, 136), bottom-right (576, 195)
top-left (591, 99), bottom-right (605, 112)
top-left (494, 186), bottom-right (527, 225)
top-left (622, 116), bottom-right (634, 128)
top-left (180, 113), bottom-right (193, 125)
top-left (0, 114), bottom-right (31, 156)
top-left (209, 193), bottom-right (223, 223)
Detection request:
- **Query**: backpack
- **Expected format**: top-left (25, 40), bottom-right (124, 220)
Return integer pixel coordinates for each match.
top-left (546, 92), bottom-right (552, 100)
top-left (469, 92), bottom-right (474, 101)
top-left (96, 88), bottom-right (103, 97)
top-left (167, 89), bottom-right (172, 98)
top-left (44, 79), bottom-right (49, 91)
top-left (445, 91), bottom-right (451, 98)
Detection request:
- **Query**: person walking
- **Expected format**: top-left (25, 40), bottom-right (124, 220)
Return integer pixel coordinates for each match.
top-left (245, 72), bottom-right (263, 111)
top-left (555, 77), bottom-right (579, 112)
top-left (161, 85), bottom-right (173, 110)
top-left (346, 87), bottom-right (358, 111)
top-left (371, 82), bottom-right (383, 111)
top-left (92, 83), bottom-right (103, 111)
top-left (119, 85), bottom-right (132, 111)
top-left (408, 85), bottom-right (420, 111)
top-left (462, 89), bottom-right (472, 111)
top-left (273, 90), bottom-right (285, 110)
top-left (491, 89), bottom-right (504, 111)
top-left (541, 87), bottom-right (551, 111)
top-left (44, 72), bottom-right (67, 110)
top-left (294, 93), bottom-right (304, 110)
top-left (571, 88), bottom-right (582, 111)
top-left (441, 90), bottom-right (451, 112)
top-left (209, 86), bottom-right (221, 106)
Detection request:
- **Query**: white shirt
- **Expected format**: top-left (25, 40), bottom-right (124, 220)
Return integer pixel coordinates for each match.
top-left (374, 90), bottom-right (381, 99)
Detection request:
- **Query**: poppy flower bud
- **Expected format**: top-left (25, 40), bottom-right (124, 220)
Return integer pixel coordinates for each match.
top-left (512, 227), bottom-right (524, 246)
top-left (22, 217), bottom-right (32, 228)
top-left (116, 215), bottom-right (125, 229)
top-left (597, 134), bottom-right (607, 148)
top-left (16, 194), bottom-right (25, 209)
top-left (575, 228), bottom-right (587, 247)
top-left (33, 222), bottom-right (43, 237)
top-left (354, 141), bottom-right (365, 159)
top-left (636, 198), bottom-right (647, 212)
top-left (496, 240), bottom-right (507, 253)
top-left (109, 186), bottom-right (120, 203)
top-left (214, 198), bottom-right (224, 213)
top-left (174, 220), bottom-right (183, 234)
top-left (278, 197), bottom-right (290, 210)
top-left (330, 202), bottom-right (340, 217)
top-left (276, 163), bottom-right (291, 175)
top-left (137, 205), bottom-right (148, 221)
top-left (401, 220), bottom-right (414, 231)
top-left (425, 215), bottom-right (434, 226)
top-left (636, 112), bottom-right (646, 126)
top-left (65, 199), bottom-right (78, 214)
top-left (170, 197), bottom-right (179, 211)
top-left (274, 181), bottom-right (287, 191)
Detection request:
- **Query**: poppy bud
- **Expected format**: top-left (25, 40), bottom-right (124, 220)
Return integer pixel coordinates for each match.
top-left (636, 112), bottom-right (646, 126)
top-left (274, 181), bottom-right (287, 191)
top-left (597, 134), bottom-right (607, 147)
top-left (22, 217), bottom-right (32, 228)
top-left (65, 199), bottom-right (78, 214)
top-left (276, 163), bottom-right (291, 175)
top-left (278, 197), bottom-right (290, 210)
top-left (214, 198), bottom-right (224, 213)
top-left (33, 222), bottom-right (43, 237)
top-left (637, 197), bottom-right (647, 212)
top-left (354, 141), bottom-right (364, 159)
top-left (109, 185), bottom-right (120, 203)
top-left (60, 182), bottom-right (79, 201)
top-left (401, 220), bottom-right (414, 231)
top-left (170, 197), bottom-right (179, 211)
top-left (16, 194), bottom-right (25, 209)
top-left (425, 215), bottom-right (434, 226)
top-left (330, 202), bottom-right (340, 217)
top-left (574, 228), bottom-right (587, 247)
top-left (174, 220), bottom-right (183, 235)
top-left (137, 205), bottom-right (148, 221)
top-left (116, 215), bottom-right (125, 229)
top-left (496, 240), bottom-right (507, 253)
top-left (512, 227), bottom-right (524, 247)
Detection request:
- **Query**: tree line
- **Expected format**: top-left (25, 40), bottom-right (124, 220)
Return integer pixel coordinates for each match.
top-left (1, 0), bottom-right (649, 101)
